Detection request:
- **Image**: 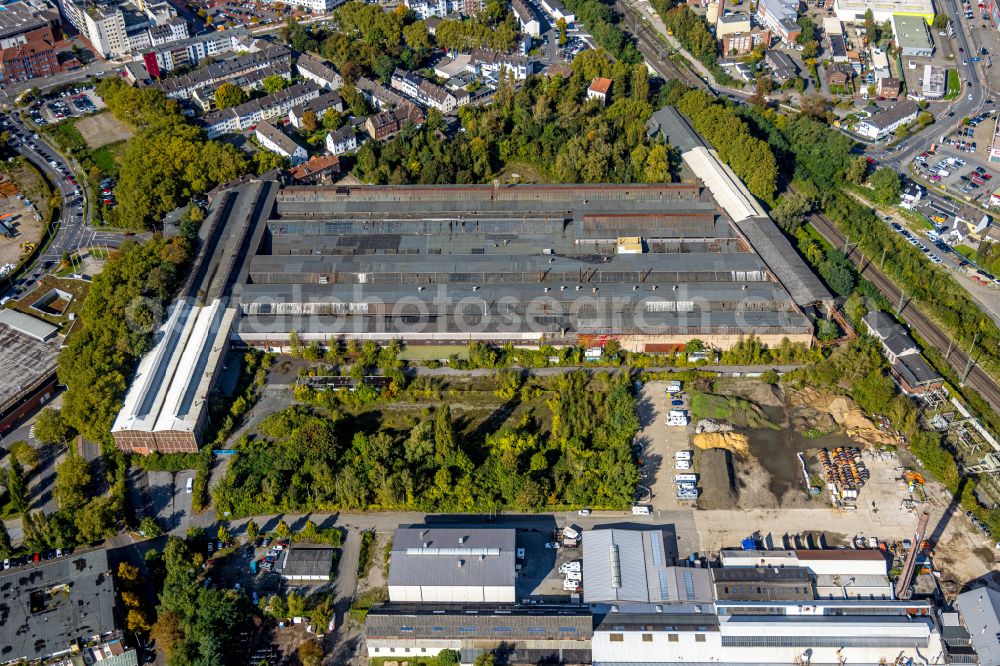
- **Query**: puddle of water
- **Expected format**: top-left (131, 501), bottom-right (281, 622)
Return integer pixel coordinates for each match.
top-left (749, 404), bottom-right (855, 501)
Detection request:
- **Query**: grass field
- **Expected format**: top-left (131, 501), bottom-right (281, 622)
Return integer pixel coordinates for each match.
top-left (74, 111), bottom-right (133, 149)
top-left (91, 140), bottom-right (127, 176)
top-left (945, 69), bottom-right (961, 101)
top-left (954, 243), bottom-right (977, 260)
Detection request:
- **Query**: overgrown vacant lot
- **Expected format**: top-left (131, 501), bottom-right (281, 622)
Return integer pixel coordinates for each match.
top-left (74, 111), bottom-right (133, 149)
top-left (212, 371), bottom-right (642, 517)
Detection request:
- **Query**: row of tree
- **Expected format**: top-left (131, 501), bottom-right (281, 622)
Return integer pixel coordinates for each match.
top-left (57, 235), bottom-right (193, 441)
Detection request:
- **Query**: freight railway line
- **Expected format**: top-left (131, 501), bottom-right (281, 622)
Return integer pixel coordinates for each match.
top-left (613, 0), bottom-right (708, 90)
top-left (809, 210), bottom-right (1000, 416)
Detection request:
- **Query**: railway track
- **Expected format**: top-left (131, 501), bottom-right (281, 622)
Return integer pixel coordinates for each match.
top-left (613, 0), bottom-right (707, 90)
top-left (809, 211), bottom-right (1000, 415)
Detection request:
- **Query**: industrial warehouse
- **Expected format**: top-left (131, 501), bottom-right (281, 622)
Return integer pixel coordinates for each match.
top-left (111, 137), bottom-right (829, 452)
top-left (233, 178), bottom-right (826, 351)
top-left (363, 523), bottom-right (962, 665)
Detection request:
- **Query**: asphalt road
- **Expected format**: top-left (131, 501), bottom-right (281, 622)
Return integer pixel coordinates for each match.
top-left (2, 106), bottom-right (131, 293)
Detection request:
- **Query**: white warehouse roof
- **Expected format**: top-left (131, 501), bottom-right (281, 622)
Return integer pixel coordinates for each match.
top-left (388, 526), bottom-right (516, 602)
top-left (682, 146), bottom-right (767, 222)
top-left (112, 299), bottom-right (235, 435)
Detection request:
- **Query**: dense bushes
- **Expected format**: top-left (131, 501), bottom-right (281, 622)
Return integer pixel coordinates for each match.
top-left (675, 90), bottom-right (778, 203)
top-left (212, 372), bottom-right (640, 517)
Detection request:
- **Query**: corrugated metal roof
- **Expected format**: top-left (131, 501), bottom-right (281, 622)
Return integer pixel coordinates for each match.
top-left (388, 527), bottom-right (516, 588)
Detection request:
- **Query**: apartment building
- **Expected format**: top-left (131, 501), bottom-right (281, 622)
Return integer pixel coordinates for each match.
top-left (0, 30), bottom-right (60, 82)
top-left (403, 0), bottom-right (485, 19)
top-left (296, 52), bottom-right (342, 90)
top-left (288, 90), bottom-right (344, 129)
top-left (468, 48), bottom-right (534, 80)
top-left (255, 120), bottom-right (308, 165)
top-left (142, 27), bottom-right (252, 76)
top-left (58, 0), bottom-right (181, 57)
top-left (325, 125), bottom-right (358, 155)
top-left (154, 43), bottom-right (291, 99)
top-left (390, 68), bottom-right (461, 112)
top-left (202, 81), bottom-right (320, 138)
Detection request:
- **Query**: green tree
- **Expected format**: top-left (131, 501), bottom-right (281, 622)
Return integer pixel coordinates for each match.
top-left (4, 459), bottom-right (29, 515)
top-left (474, 654), bottom-right (496, 666)
top-left (846, 155), bottom-right (869, 184)
top-left (300, 109), bottom-right (318, 132)
top-left (262, 74), bottom-right (287, 94)
top-left (75, 495), bottom-right (120, 542)
top-left (275, 520), bottom-right (290, 539)
top-left (557, 17), bottom-right (568, 45)
top-left (6, 440), bottom-right (39, 469)
top-left (932, 13), bottom-right (948, 30)
top-left (298, 640), bottom-right (322, 666)
top-left (139, 516), bottom-right (164, 537)
top-left (0, 520), bottom-right (11, 558)
top-left (217, 523), bottom-right (231, 545)
top-left (253, 149), bottom-right (289, 175)
top-left (403, 21), bottom-right (432, 51)
top-left (246, 519), bottom-right (260, 541)
top-left (684, 339), bottom-right (705, 353)
top-left (870, 167), bottom-right (901, 204)
top-left (214, 82), bottom-right (246, 109)
top-left (760, 369), bottom-right (780, 385)
top-left (54, 454), bottom-right (92, 512)
top-left (34, 408), bottom-right (74, 445)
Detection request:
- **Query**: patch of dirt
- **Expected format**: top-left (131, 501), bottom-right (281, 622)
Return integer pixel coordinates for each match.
top-left (74, 111), bottom-right (133, 149)
top-left (787, 387), bottom-right (897, 446)
top-left (696, 448), bottom-right (738, 510)
top-left (713, 377), bottom-right (784, 408)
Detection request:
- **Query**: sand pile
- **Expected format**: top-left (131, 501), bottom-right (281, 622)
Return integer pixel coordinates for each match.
top-left (788, 387), bottom-right (896, 446)
top-left (693, 431), bottom-right (751, 458)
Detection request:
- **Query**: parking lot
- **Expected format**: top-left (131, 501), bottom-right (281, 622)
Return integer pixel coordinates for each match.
top-left (636, 380), bottom-right (698, 512)
top-left (32, 88), bottom-right (104, 125)
top-left (914, 133), bottom-right (999, 206)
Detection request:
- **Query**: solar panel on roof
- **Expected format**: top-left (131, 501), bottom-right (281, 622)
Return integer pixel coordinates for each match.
top-left (659, 571), bottom-right (669, 599)
top-left (684, 570), bottom-right (695, 600)
top-left (651, 536), bottom-right (662, 566)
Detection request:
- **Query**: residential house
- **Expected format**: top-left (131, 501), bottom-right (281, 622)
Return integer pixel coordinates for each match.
top-left (900, 182), bottom-right (924, 209)
top-left (765, 50), bottom-right (798, 82)
top-left (289, 90), bottom-right (344, 129)
top-left (827, 62), bottom-right (852, 89)
top-left (325, 126), bottom-right (358, 155)
top-left (189, 64), bottom-right (292, 111)
top-left (950, 205), bottom-right (991, 242)
top-left (468, 49), bottom-right (534, 80)
top-left (391, 68), bottom-right (461, 112)
top-left (877, 77), bottom-right (901, 99)
top-left (854, 100), bottom-right (919, 140)
top-left (255, 121), bottom-right (308, 165)
top-left (141, 27), bottom-right (253, 77)
top-left (155, 44), bottom-right (292, 100)
top-left (512, 0), bottom-right (541, 36)
top-left (356, 75), bottom-right (411, 110)
top-left (364, 105), bottom-right (424, 141)
top-left (587, 77), bottom-right (612, 105)
top-left (296, 53), bottom-right (342, 90)
top-left (288, 155), bottom-right (341, 184)
top-left (862, 310), bottom-right (942, 395)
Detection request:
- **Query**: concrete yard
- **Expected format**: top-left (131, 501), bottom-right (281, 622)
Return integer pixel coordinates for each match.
top-left (635, 380), bottom-right (998, 583)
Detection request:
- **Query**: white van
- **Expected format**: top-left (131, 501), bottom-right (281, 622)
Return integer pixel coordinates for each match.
top-left (675, 451), bottom-right (692, 461)
top-left (665, 380), bottom-right (683, 393)
top-left (674, 474), bottom-right (698, 483)
top-left (185, 477), bottom-right (194, 494)
top-left (631, 505), bottom-right (651, 515)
